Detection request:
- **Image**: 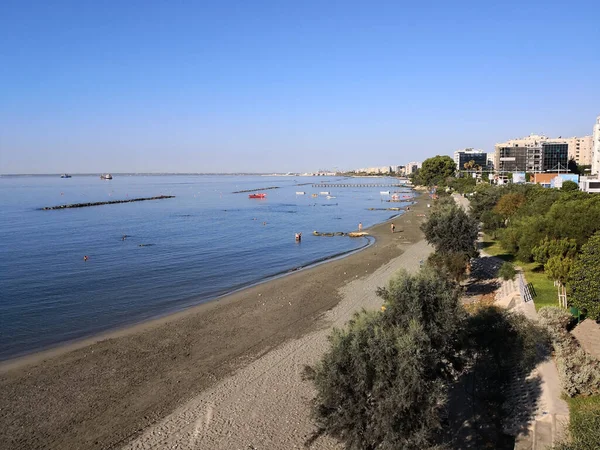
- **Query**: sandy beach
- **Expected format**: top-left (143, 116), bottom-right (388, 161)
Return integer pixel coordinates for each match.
top-left (0, 197), bottom-right (431, 450)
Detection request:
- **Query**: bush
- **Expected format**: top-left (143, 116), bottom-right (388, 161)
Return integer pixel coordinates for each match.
top-left (538, 307), bottom-right (600, 397)
top-left (309, 269), bottom-right (464, 449)
top-left (498, 262), bottom-right (516, 281)
top-left (309, 311), bottom-right (447, 449)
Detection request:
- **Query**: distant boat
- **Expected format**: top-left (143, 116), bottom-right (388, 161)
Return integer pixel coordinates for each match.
top-left (380, 191), bottom-right (390, 195)
top-left (249, 193), bottom-right (266, 199)
top-left (311, 193), bottom-right (318, 198)
top-left (60, 174), bottom-right (71, 178)
top-left (100, 174), bottom-right (113, 180)
top-left (326, 195), bottom-right (336, 199)
top-left (296, 191), bottom-right (306, 195)
top-left (319, 191), bottom-right (330, 195)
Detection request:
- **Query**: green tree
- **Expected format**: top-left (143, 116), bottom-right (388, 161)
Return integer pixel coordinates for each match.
top-left (569, 232), bottom-right (600, 319)
top-left (494, 192), bottom-right (527, 220)
top-left (308, 269), bottom-right (464, 449)
top-left (498, 262), bottom-right (516, 281)
top-left (421, 201), bottom-right (479, 256)
top-left (415, 155), bottom-right (456, 187)
top-left (561, 180), bottom-right (579, 192)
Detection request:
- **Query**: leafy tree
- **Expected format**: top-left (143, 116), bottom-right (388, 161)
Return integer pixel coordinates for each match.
top-left (469, 184), bottom-right (505, 221)
top-left (569, 232), bottom-right (600, 319)
top-left (494, 192), bottom-right (526, 220)
top-left (561, 180), bottom-right (579, 192)
top-left (532, 237), bottom-right (578, 265)
top-left (480, 210), bottom-right (504, 238)
top-left (308, 269), bottom-right (464, 449)
top-left (415, 155), bottom-right (456, 187)
top-left (498, 262), bottom-right (516, 281)
top-left (421, 201), bottom-right (479, 256)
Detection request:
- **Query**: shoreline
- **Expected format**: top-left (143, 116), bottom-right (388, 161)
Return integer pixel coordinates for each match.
top-left (0, 196), bottom-right (428, 450)
top-left (0, 227), bottom-right (378, 368)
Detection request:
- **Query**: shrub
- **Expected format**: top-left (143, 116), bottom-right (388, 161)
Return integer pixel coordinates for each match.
top-left (308, 269), bottom-right (465, 449)
top-left (538, 307), bottom-right (600, 397)
top-left (498, 262), bottom-right (516, 281)
top-left (569, 232), bottom-right (600, 320)
top-left (309, 311), bottom-right (447, 449)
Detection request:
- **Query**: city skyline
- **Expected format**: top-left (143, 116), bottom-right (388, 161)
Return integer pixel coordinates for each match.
top-left (1, 1), bottom-right (599, 174)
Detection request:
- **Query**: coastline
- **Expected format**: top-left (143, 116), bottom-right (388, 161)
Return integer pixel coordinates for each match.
top-left (0, 196), bottom-right (429, 450)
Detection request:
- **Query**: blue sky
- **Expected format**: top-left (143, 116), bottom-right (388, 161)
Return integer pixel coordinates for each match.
top-left (1, 0), bottom-right (599, 174)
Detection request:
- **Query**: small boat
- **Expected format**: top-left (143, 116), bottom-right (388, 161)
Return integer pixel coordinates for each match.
top-left (100, 174), bottom-right (113, 180)
top-left (311, 193), bottom-right (318, 198)
top-left (391, 194), bottom-right (400, 200)
top-left (296, 191), bottom-right (306, 195)
top-left (248, 193), bottom-right (266, 199)
top-left (319, 191), bottom-right (330, 195)
top-left (60, 174), bottom-right (72, 178)
top-left (326, 195), bottom-right (336, 199)
top-left (380, 191), bottom-right (390, 195)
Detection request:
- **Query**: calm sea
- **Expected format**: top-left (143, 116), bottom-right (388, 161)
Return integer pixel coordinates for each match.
top-left (0, 175), bottom-right (412, 360)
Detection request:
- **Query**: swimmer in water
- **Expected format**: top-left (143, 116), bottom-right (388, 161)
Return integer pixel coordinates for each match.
top-left (83, 255), bottom-right (89, 261)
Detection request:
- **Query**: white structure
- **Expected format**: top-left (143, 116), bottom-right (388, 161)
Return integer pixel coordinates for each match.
top-left (593, 116), bottom-right (600, 175)
top-left (405, 161), bottom-right (421, 174)
top-left (580, 176), bottom-right (600, 193)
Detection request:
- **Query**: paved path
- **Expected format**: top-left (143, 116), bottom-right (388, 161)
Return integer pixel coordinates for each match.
top-left (471, 251), bottom-right (569, 450)
top-left (453, 194), bottom-right (569, 449)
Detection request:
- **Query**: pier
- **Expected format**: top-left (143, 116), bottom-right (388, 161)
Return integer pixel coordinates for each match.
top-left (41, 195), bottom-right (175, 210)
top-left (311, 183), bottom-right (407, 188)
top-left (232, 186), bottom-right (280, 194)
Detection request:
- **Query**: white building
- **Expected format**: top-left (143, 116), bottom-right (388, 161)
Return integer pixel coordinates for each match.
top-left (593, 116), bottom-right (600, 175)
top-left (406, 161), bottom-right (421, 174)
top-left (580, 176), bottom-right (600, 193)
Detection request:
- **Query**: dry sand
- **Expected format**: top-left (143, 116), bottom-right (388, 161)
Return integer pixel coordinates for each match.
top-left (0, 198), bottom-right (431, 450)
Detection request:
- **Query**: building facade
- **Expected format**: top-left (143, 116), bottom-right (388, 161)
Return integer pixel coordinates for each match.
top-left (593, 116), bottom-right (600, 175)
top-left (542, 143), bottom-right (569, 172)
top-left (495, 133), bottom-right (592, 170)
top-left (406, 161), bottom-right (421, 174)
top-left (453, 149), bottom-right (488, 171)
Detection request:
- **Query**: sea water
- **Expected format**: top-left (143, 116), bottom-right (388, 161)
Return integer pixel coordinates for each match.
top-left (0, 175), bottom-right (412, 360)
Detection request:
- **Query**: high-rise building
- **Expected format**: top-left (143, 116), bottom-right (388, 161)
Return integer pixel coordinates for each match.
top-left (453, 148), bottom-right (487, 171)
top-left (593, 116), bottom-right (600, 175)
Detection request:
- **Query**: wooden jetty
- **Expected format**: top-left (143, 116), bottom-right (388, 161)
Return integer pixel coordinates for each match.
top-left (311, 183), bottom-right (407, 188)
top-left (232, 186), bottom-right (280, 194)
top-left (41, 195), bottom-right (175, 210)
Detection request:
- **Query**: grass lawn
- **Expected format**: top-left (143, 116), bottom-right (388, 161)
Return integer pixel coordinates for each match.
top-left (481, 235), bottom-right (558, 310)
top-left (561, 395), bottom-right (600, 449)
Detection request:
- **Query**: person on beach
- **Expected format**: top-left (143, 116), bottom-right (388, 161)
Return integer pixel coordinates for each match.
top-left (358, 222), bottom-right (363, 231)
top-left (391, 223), bottom-right (395, 233)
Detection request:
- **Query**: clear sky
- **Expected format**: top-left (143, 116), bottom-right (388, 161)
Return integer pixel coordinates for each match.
top-left (1, 0), bottom-right (599, 174)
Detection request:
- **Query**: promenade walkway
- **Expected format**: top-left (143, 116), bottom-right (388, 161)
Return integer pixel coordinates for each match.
top-left (452, 194), bottom-right (569, 449)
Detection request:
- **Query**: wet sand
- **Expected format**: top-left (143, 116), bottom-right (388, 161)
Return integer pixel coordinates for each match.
top-left (0, 198), bottom-right (430, 450)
